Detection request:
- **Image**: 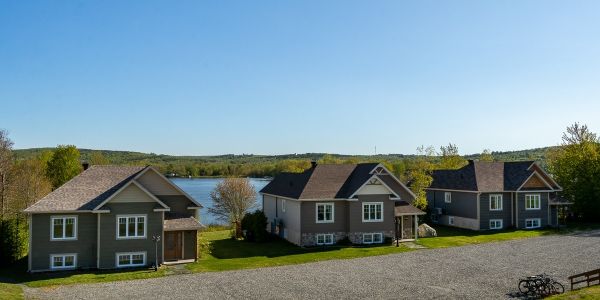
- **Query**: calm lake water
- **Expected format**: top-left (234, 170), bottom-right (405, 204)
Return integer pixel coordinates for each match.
top-left (170, 177), bottom-right (271, 225)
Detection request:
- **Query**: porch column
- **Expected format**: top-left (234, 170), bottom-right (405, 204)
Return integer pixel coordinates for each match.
top-left (414, 215), bottom-right (418, 240)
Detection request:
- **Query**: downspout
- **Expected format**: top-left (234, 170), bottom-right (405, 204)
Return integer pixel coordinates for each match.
top-left (97, 213), bottom-right (101, 269)
top-left (161, 212), bottom-right (165, 265)
top-left (28, 214), bottom-right (32, 272)
top-left (476, 193), bottom-right (481, 230)
top-left (510, 192), bottom-right (514, 227)
top-left (515, 192), bottom-right (519, 229)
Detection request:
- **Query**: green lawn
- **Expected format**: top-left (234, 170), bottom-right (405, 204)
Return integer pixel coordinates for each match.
top-left (416, 225), bottom-right (557, 248)
top-left (0, 282), bottom-right (23, 300)
top-left (547, 286), bottom-right (600, 300)
top-left (186, 230), bottom-right (413, 272)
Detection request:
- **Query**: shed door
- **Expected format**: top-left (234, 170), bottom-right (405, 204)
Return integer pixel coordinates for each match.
top-left (164, 231), bottom-right (182, 261)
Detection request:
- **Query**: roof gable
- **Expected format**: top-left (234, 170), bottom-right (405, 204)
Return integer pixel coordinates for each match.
top-left (93, 180), bottom-right (170, 210)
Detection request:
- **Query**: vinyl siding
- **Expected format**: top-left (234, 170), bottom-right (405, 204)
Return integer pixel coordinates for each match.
top-left (348, 195), bottom-right (395, 233)
top-left (30, 213), bottom-right (97, 271)
top-left (183, 230), bottom-right (197, 260)
top-left (98, 203), bottom-right (163, 269)
top-left (427, 190), bottom-right (478, 219)
top-left (479, 192), bottom-right (512, 230)
top-left (136, 170), bottom-right (180, 195)
top-left (158, 195), bottom-right (195, 217)
top-left (516, 192), bottom-right (549, 229)
top-left (300, 201), bottom-right (348, 233)
top-left (263, 194), bottom-right (301, 245)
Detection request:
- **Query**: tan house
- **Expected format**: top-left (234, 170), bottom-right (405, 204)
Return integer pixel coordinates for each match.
top-left (259, 162), bottom-right (424, 246)
top-left (24, 165), bottom-right (203, 272)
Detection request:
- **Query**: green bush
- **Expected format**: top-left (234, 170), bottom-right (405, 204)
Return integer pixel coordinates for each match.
top-left (241, 210), bottom-right (268, 242)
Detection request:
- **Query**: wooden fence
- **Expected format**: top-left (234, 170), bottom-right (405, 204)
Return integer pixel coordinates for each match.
top-left (568, 268), bottom-right (600, 290)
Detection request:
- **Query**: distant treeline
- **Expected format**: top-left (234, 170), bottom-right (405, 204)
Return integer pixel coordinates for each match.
top-left (13, 146), bottom-right (555, 178)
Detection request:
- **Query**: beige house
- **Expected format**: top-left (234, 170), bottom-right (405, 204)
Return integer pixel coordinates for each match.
top-left (260, 162), bottom-right (424, 246)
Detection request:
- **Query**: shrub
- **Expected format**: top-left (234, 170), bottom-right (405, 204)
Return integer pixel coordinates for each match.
top-left (241, 210), bottom-right (268, 242)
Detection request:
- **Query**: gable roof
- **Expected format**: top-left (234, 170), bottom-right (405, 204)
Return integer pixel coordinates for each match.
top-left (260, 163), bottom-right (414, 200)
top-left (24, 165), bottom-right (202, 213)
top-left (25, 165), bottom-right (147, 212)
top-left (429, 160), bottom-right (560, 192)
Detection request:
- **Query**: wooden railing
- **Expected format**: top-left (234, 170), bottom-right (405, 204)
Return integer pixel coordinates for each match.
top-left (568, 268), bottom-right (600, 290)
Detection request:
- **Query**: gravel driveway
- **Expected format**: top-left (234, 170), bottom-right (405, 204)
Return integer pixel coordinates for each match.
top-left (25, 230), bottom-right (600, 300)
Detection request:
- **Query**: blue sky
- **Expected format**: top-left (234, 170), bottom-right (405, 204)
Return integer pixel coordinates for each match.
top-left (1, 1), bottom-right (599, 156)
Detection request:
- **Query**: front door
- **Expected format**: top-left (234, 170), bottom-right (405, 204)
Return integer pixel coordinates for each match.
top-left (164, 231), bottom-right (182, 261)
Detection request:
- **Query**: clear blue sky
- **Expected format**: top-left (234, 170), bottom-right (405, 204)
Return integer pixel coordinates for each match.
top-left (1, 1), bottom-right (599, 156)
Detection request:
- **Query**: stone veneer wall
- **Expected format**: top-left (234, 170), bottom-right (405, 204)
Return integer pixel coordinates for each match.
top-left (301, 231), bottom-right (394, 246)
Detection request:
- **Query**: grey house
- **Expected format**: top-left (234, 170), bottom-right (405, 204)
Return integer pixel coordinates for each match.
top-left (24, 165), bottom-right (203, 272)
top-left (259, 163), bottom-right (424, 246)
top-left (426, 160), bottom-right (569, 231)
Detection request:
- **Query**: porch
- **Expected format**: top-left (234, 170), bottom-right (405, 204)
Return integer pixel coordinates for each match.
top-left (163, 215), bottom-right (204, 263)
top-left (394, 201), bottom-right (426, 244)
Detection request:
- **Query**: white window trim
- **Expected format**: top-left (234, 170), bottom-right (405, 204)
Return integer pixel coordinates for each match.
top-left (448, 216), bottom-right (454, 225)
top-left (115, 251), bottom-right (147, 268)
top-left (315, 233), bottom-right (334, 245)
top-left (49, 253), bottom-right (77, 270)
top-left (525, 194), bottom-right (541, 210)
top-left (116, 215), bottom-right (147, 240)
top-left (525, 218), bottom-right (541, 229)
top-left (489, 194), bottom-right (503, 211)
top-left (315, 203), bottom-right (334, 224)
top-left (50, 216), bottom-right (78, 241)
top-left (362, 233), bottom-right (383, 244)
top-left (444, 192), bottom-right (452, 203)
top-left (489, 219), bottom-right (503, 230)
top-left (362, 202), bottom-right (384, 223)
top-left (281, 199), bottom-right (286, 213)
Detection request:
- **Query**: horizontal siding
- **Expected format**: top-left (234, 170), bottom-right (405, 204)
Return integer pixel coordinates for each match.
top-left (516, 192), bottom-right (549, 228)
top-left (479, 192), bottom-right (512, 230)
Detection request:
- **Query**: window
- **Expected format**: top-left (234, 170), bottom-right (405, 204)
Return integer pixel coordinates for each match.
top-left (116, 252), bottom-right (146, 268)
top-left (51, 216), bottom-right (77, 240)
top-left (316, 234), bottom-right (334, 245)
top-left (525, 194), bottom-right (541, 210)
top-left (117, 215), bottom-right (146, 239)
top-left (489, 219), bottom-right (503, 230)
top-left (362, 202), bottom-right (383, 222)
top-left (316, 203), bottom-right (334, 223)
top-left (281, 199), bottom-right (286, 213)
top-left (490, 194), bottom-right (503, 211)
top-left (525, 218), bottom-right (541, 229)
top-left (363, 233), bottom-right (383, 244)
top-left (50, 254), bottom-right (77, 270)
top-left (444, 192), bottom-right (452, 203)
top-left (448, 216), bottom-right (454, 225)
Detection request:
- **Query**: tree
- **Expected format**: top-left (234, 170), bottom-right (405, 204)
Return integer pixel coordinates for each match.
top-left (438, 143), bottom-right (467, 169)
top-left (0, 130), bottom-right (13, 220)
top-left (406, 146), bottom-right (435, 210)
top-left (241, 210), bottom-right (268, 242)
top-left (480, 149), bottom-right (494, 162)
top-left (547, 123), bottom-right (600, 221)
top-left (88, 151), bottom-right (109, 165)
top-left (46, 145), bottom-right (82, 189)
top-left (208, 178), bottom-right (257, 238)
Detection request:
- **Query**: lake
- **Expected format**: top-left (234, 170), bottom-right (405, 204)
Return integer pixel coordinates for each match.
top-left (170, 177), bottom-right (271, 225)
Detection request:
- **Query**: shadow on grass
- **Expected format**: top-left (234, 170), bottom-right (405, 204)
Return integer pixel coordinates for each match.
top-left (429, 224), bottom-right (559, 238)
top-left (208, 236), bottom-right (388, 259)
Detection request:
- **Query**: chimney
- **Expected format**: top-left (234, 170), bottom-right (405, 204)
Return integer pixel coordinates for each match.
top-left (467, 159), bottom-right (475, 165)
top-left (311, 161), bottom-right (317, 168)
top-left (82, 161), bottom-right (90, 171)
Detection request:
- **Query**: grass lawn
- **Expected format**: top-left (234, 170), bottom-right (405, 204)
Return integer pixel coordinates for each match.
top-left (186, 230), bottom-right (413, 272)
top-left (416, 226), bottom-right (556, 248)
top-left (0, 282), bottom-right (24, 300)
top-left (547, 286), bottom-right (600, 300)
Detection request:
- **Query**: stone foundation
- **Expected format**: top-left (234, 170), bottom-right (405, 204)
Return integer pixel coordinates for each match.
top-left (348, 231), bottom-right (394, 244)
top-left (301, 231), bottom-right (394, 246)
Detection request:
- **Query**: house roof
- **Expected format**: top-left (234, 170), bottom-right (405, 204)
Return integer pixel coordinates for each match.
top-left (164, 213), bottom-right (204, 231)
top-left (394, 201), bottom-right (426, 216)
top-left (260, 163), bottom-right (413, 200)
top-left (25, 165), bottom-right (147, 212)
top-left (429, 160), bottom-right (558, 192)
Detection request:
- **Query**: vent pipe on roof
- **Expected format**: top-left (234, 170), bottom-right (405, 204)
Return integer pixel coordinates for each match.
top-left (311, 161), bottom-right (317, 168)
top-left (82, 161), bottom-right (90, 170)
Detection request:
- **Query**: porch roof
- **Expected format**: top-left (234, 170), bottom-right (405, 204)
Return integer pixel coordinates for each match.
top-left (164, 215), bottom-right (204, 231)
top-left (394, 201), bottom-right (426, 216)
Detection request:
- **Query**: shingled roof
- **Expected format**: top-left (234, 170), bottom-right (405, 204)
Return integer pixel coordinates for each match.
top-left (430, 160), bottom-right (559, 192)
top-left (25, 165), bottom-right (148, 212)
top-left (260, 163), bottom-right (413, 200)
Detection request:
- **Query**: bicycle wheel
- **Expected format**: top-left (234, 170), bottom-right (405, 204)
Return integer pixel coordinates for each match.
top-left (552, 282), bottom-right (565, 294)
top-left (518, 280), bottom-right (530, 294)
